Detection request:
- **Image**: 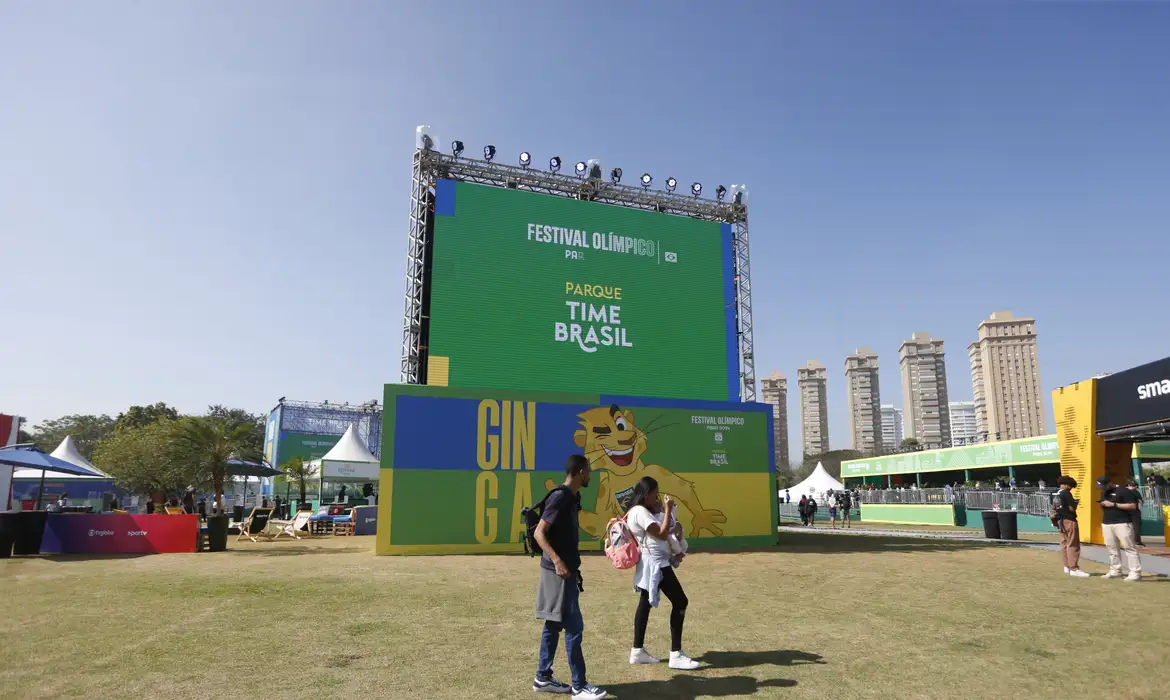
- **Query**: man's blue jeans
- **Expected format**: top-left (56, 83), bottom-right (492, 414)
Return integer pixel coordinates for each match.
top-left (537, 574), bottom-right (586, 689)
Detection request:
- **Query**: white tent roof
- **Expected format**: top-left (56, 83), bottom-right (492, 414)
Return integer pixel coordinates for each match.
top-left (51, 436), bottom-right (109, 477)
top-left (785, 462), bottom-right (844, 499)
top-left (317, 425), bottom-right (378, 464)
top-left (13, 436), bottom-right (110, 480)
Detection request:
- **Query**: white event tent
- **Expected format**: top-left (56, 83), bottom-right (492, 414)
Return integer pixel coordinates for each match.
top-left (784, 462), bottom-right (844, 500)
top-left (310, 425), bottom-right (379, 481)
top-left (13, 436), bottom-right (110, 481)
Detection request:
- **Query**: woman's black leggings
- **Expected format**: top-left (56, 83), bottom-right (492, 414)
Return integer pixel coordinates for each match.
top-left (633, 566), bottom-right (688, 652)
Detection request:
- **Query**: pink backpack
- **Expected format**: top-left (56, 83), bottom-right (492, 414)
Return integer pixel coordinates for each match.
top-left (604, 514), bottom-right (641, 570)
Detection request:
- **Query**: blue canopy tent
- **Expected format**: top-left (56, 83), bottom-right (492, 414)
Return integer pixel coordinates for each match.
top-left (0, 446), bottom-right (106, 510)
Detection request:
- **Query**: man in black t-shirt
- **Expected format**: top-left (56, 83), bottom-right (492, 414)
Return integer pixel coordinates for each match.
top-left (532, 455), bottom-right (606, 700)
top-left (1098, 477), bottom-right (1142, 581)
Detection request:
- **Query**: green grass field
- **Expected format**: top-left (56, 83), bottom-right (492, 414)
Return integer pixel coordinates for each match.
top-left (2, 532), bottom-right (1166, 700)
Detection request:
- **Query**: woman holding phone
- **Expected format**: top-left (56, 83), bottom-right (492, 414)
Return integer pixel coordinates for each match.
top-left (624, 476), bottom-right (701, 670)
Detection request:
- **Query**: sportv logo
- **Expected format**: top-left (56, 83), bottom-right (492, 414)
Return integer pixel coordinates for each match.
top-left (364, 517), bottom-right (376, 525)
top-left (88, 529), bottom-right (115, 537)
top-left (127, 531), bottom-right (148, 536)
top-left (1137, 379), bottom-right (1170, 400)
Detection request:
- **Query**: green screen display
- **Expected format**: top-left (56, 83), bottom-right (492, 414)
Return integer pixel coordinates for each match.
top-left (428, 180), bottom-right (737, 401)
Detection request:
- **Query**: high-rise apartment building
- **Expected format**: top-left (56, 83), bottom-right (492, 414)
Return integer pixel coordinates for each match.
top-left (899, 332), bottom-right (952, 449)
top-left (949, 400), bottom-right (978, 445)
top-left (968, 311), bottom-right (1046, 442)
top-left (845, 347), bottom-right (882, 455)
top-left (797, 361), bottom-right (830, 458)
top-left (760, 371), bottom-right (790, 468)
top-left (881, 405), bottom-right (904, 452)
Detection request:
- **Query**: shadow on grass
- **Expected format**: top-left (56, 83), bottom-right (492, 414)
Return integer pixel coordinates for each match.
top-left (604, 675), bottom-right (796, 699)
top-left (698, 649), bottom-right (825, 669)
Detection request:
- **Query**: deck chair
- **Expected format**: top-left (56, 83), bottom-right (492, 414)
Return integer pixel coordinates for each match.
top-left (270, 509), bottom-right (313, 540)
top-left (236, 506), bottom-right (276, 542)
top-left (164, 506), bottom-right (186, 515)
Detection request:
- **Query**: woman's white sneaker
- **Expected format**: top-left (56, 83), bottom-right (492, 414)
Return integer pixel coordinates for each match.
top-left (630, 648), bottom-right (660, 665)
top-left (668, 651), bottom-right (701, 670)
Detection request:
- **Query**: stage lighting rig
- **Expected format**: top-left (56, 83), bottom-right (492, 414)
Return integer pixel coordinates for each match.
top-left (575, 161), bottom-right (587, 178)
top-left (550, 156), bottom-right (562, 172)
top-left (715, 185), bottom-right (727, 201)
top-left (640, 173), bottom-right (652, 188)
top-left (484, 145), bottom-right (496, 161)
top-left (610, 168), bottom-right (622, 184)
top-left (691, 182), bottom-right (702, 197)
top-left (665, 177), bottom-right (677, 193)
top-left (519, 152), bottom-right (531, 168)
top-left (451, 140), bottom-right (464, 157)
top-left (587, 159), bottom-right (602, 180)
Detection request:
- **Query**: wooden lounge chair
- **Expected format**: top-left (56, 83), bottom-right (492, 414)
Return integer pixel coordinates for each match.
top-left (270, 510), bottom-right (313, 540)
top-left (236, 506), bottom-right (276, 542)
top-left (165, 506), bottom-right (186, 515)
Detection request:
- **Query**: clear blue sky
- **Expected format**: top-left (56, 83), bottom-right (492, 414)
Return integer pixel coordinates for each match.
top-left (2, 2), bottom-right (1167, 465)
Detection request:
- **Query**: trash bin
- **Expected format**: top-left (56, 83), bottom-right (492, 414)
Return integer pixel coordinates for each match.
top-left (206, 515), bottom-right (229, 552)
top-left (0, 512), bottom-right (16, 558)
top-left (997, 510), bottom-right (1018, 541)
top-left (980, 510), bottom-right (1001, 539)
top-left (232, 505), bottom-right (245, 523)
top-left (13, 511), bottom-right (49, 555)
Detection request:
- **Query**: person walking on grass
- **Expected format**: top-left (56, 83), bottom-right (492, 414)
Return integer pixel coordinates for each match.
top-left (798, 495), bottom-right (809, 526)
top-left (840, 490), bottom-right (853, 529)
top-left (1052, 476), bottom-right (1089, 577)
top-left (1097, 476), bottom-right (1142, 582)
top-left (625, 477), bottom-right (701, 671)
top-left (532, 455), bottom-right (607, 699)
top-left (806, 497), bottom-right (818, 527)
top-left (827, 496), bottom-right (838, 529)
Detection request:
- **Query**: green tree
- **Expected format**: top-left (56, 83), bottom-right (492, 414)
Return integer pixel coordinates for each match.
top-left (280, 456), bottom-right (319, 503)
top-left (93, 420), bottom-right (188, 498)
top-left (171, 417), bottom-right (260, 513)
top-left (205, 405), bottom-right (266, 459)
top-left (30, 414), bottom-right (115, 458)
top-left (113, 402), bottom-right (180, 433)
top-left (901, 438), bottom-right (920, 448)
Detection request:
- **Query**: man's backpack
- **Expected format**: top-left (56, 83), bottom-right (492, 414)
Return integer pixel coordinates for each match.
top-left (521, 485), bottom-right (571, 557)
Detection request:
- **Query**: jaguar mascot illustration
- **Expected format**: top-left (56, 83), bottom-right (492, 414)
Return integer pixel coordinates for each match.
top-left (545, 404), bottom-right (727, 539)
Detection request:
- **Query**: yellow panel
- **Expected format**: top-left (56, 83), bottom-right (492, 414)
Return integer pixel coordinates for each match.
top-left (427, 356), bottom-right (450, 387)
top-left (375, 468), bottom-right (394, 554)
top-left (1052, 380), bottom-right (1105, 544)
top-left (678, 472), bottom-right (774, 539)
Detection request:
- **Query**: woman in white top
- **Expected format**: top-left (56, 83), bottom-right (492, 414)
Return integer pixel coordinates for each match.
top-left (624, 477), bottom-right (700, 671)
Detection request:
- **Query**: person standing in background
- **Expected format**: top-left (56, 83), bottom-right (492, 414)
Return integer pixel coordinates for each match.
top-left (806, 497), bottom-right (818, 527)
top-left (1052, 476), bottom-right (1088, 577)
top-left (1126, 481), bottom-right (1144, 547)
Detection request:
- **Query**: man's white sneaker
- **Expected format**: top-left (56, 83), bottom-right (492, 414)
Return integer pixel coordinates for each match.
top-left (1068, 569), bottom-right (1090, 578)
top-left (630, 648), bottom-right (660, 665)
top-left (1125, 573), bottom-right (1142, 582)
top-left (1063, 567), bottom-right (1069, 574)
top-left (571, 684), bottom-right (607, 700)
top-left (1104, 571), bottom-right (1123, 579)
top-left (533, 676), bottom-right (571, 694)
top-left (668, 651), bottom-right (701, 670)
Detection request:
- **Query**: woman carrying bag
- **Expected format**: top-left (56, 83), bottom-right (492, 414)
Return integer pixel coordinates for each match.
top-left (624, 476), bottom-right (701, 671)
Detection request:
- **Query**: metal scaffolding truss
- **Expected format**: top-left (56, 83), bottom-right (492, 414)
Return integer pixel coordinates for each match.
top-left (277, 400), bottom-right (382, 457)
top-left (400, 147), bottom-right (758, 401)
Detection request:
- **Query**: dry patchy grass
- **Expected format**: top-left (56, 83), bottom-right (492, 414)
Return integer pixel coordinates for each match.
top-left (1, 532), bottom-right (1166, 700)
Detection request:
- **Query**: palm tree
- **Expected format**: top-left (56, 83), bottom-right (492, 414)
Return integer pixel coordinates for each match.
top-left (281, 457), bottom-right (319, 504)
top-left (172, 416), bottom-right (259, 514)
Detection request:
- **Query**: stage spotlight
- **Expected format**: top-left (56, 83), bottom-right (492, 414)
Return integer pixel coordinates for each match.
top-left (610, 167), bottom-right (622, 184)
top-left (575, 161), bottom-right (587, 177)
top-left (451, 140), bottom-right (464, 157)
top-left (587, 159), bottom-right (602, 180)
top-left (484, 145), bottom-right (496, 161)
top-left (420, 133), bottom-right (434, 151)
top-left (715, 185), bottom-right (727, 201)
top-left (665, 177), bottom-right (677, 192)
top-left (691, 182), bottom-right (702, 197)
top-left (640, 173), bottom-right (652, 188)
top-left (520, 152), bottom-right (531, 168)
top-left (550, 156), bottom-right (562, 172)
top-left (730, 184), bottom-right (748, 205)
